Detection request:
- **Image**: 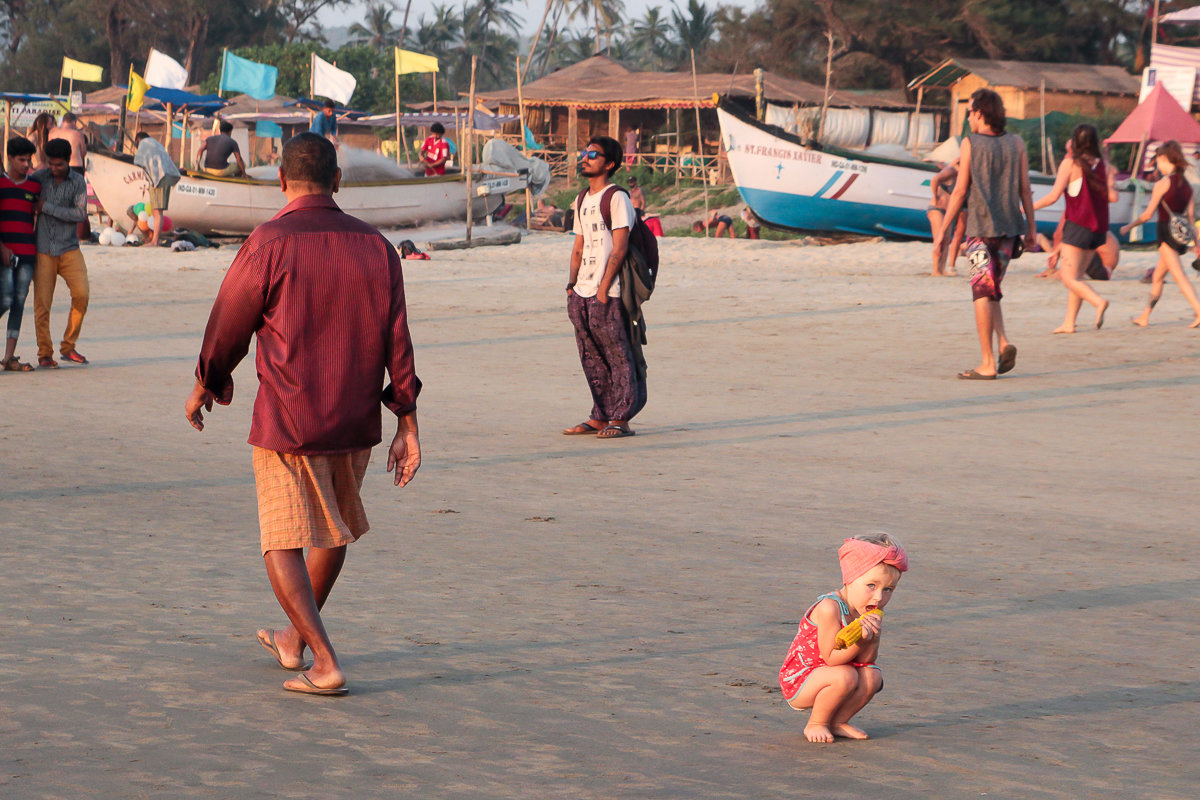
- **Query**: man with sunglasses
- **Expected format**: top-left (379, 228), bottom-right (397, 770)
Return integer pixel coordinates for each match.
top-left (562, 136), bottom-right (646, 439)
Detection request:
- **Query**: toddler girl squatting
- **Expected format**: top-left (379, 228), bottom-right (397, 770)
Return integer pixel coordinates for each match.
top-left (779, 533), bottom-right (908, 743)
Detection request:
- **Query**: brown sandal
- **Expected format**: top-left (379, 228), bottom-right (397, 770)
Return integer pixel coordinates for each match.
top-left (3, 356), bottom-right (34, 372)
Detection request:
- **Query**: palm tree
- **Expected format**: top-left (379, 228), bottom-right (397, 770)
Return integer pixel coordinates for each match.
top-left (670, 0), bottom-right (715, 67)
top-left (629, 6), bottom-right (671, 71)
top-left (348, 2), bottom-right (401, 51)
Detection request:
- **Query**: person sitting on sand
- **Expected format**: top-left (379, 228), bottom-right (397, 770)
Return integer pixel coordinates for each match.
top-left (1119, 140), bottom-right (1200, 328)
top-left (693, 209), bottom-right (735, 239)
top-left (779, 532), bottom-right (908, 743)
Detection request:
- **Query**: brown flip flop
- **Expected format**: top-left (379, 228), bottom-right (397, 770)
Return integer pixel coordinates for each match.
top-left (997, 345), bottom-right (1017, 375)
top-left (958, 369), bottom-right (996, 380)
top-left (285, 673), bottom-right (349, 696)
top-left (562, 421), bottom-right (602, 435)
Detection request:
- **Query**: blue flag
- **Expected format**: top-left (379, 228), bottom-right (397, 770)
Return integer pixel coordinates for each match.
top-left (220, 51), bottom-right (277, 101)
top-left (256, 120), bottom-right (284, 139)
top-left (524, 124), bottom-right (544, 150)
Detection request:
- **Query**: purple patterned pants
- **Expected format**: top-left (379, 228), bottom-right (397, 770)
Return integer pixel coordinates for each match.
top-left (567, 291), bottom-right (647, 422)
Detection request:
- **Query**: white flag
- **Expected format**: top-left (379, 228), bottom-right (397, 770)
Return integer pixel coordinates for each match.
top-left (145, 48), bottom-right (188, 90)
top-left (312, 54), bottom-right (356, 106)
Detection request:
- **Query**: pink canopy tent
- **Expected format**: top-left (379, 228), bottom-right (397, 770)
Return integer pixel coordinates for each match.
top-left (1104, 82), bottom-right (1200, 145)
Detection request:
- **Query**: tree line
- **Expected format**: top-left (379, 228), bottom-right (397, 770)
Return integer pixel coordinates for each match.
top-left (1, 0), bottom-right (1196, 110)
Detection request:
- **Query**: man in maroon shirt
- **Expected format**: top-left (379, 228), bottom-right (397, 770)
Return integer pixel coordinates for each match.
top-left (185, 133), bottom-right (422, 696)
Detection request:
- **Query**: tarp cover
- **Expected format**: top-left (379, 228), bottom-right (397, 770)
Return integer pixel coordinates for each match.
top-left (481, 138), bottom-right (551, 196)
top-left (765, 104), bottom-right (937, 149)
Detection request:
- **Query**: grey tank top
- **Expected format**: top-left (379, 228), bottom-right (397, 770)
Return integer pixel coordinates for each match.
top-left (965, 132), bottom-right (1026, 238)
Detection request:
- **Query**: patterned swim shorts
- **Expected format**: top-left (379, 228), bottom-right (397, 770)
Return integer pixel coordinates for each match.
top-left (965, 236), bottom-right (1017, 301)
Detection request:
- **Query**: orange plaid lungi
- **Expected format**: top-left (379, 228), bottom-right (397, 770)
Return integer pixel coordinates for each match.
top-left (252, 447), bottom-right (372, 555)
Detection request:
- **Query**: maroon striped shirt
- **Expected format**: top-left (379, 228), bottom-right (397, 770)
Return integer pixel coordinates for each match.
top-left (196, 194), bottom-right (421, 455)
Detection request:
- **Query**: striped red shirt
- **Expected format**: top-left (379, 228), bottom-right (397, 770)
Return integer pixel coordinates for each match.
top-left (0, 175), bottom-right (42, 257)
top-left (196, 194), bottom-right (421, 455)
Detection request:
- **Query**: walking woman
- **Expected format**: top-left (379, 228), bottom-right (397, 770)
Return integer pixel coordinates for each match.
top-left (1119, 140), bottom-right (1200, 328)
top-left (1033, 124), bottom-right (1115, 333)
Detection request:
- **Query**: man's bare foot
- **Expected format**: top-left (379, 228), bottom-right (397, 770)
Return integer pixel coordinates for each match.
top-left (1052, 325), bottom-right (1075, 334)
top-left (1132, 314), bottom-right (1150, 327)
top-left (257, 627), bottom-right (306, 670)
top-left (831, 722), bottom-right (869, 740)
top-left (284, 667), bottom-right (347, 695)
top-left (1189, 317), bottom-right (1200, 329)
top-left (1096, 300), bottom-right (1109, 330)
top-left (804, 723), bottom-right (835, 743)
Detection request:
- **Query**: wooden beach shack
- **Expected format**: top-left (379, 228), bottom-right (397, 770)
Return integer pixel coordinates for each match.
top-left (908, 58), bottom-right (1140, 136)
top-left (476, 54), bottom-right (913, 175)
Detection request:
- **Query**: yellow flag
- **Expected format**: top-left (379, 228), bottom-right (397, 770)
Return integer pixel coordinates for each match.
top-left (395, 48), bottom-right (439, 75)
top-left (128, 69), bottom-right (150, 112)
top-left (62, 56), bottom-right (104, 83)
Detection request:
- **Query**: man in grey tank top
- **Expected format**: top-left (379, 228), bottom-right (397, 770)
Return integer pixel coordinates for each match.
top-left (936, 88), bottom-right (1036, 380)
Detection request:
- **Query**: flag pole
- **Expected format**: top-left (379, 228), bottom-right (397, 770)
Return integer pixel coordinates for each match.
top-left (400, 62), bottom-right (410, 167)
top-left (218, 48), bottom-right (226, 99)
top-left (432, 74), bottom-right (437, 113)
top-left (516, 54), bottom-right (531, 231)
top-left (691, 48), bottom-right (709, 237)
top-left (465, 55), bottom-right (477, 245)
top-left (117, 65), bottom-right (130, 152)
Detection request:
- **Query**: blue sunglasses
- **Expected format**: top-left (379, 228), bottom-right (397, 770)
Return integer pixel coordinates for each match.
top-left (580, 149), bottom-right (604, 160)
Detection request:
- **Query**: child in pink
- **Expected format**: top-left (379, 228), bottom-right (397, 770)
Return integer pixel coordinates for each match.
top-left (779, 532), bottom-right (908, 743)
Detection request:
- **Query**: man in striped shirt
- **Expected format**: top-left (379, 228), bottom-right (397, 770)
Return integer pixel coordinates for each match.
top-left (185, 133), bottom-right (421, 696)
top-left (0, 136), bottom-right (41, 371)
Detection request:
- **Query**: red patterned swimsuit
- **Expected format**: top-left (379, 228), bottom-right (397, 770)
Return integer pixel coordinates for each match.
top-left (779, 592), bottom-right (853, 702)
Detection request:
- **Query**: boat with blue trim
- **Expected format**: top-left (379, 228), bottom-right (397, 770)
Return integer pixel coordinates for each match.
top-left (717, 102), bottom-right (1150, 241)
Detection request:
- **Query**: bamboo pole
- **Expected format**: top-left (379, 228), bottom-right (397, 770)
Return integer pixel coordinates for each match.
top-left (395, 67), bottom-right (402, 165)
top-left (181, 109), bottom-right (190, 168)
top-left (3, 100), bottom-right (10, 173)
top-left (516, 54), bottom-right (531, 231)
top-left (465, 55), bottom-right (477, 245)
top-left (117, 65), bottom-right (130, 153)
top-left (819, 31), bottom-right (834, 143)
top-left (1039, 79), bottom-right (1048, 174)
top-left (218, 49), bottom-right (226, 99)
top-left (432, 75), bottom-right (437, 113)
top-left (691, 49), bottom-right (709, 237)
top-left (163, 103), bottom-right (173, 147)
top-left (911, 86), bottom-right (923, 155)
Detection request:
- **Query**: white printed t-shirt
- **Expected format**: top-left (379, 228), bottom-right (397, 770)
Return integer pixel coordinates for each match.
top-left (572, 186), bottom-right (636, 299)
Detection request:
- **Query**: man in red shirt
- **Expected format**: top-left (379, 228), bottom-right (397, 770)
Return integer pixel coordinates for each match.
top-left (185, 133), bottom-right (422, 696)
top-left (0, 136), bottom-right (41, 371)
top-left (420, 122), bottom-right (450, 176)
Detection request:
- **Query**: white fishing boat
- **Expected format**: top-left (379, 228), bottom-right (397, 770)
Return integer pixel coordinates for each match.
top-left (717, 102), bottom-right (1153, 241)
top-left (85, 140), bottom-right (549, 237)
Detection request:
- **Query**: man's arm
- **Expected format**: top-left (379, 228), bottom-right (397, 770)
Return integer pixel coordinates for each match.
top-left (40, 180), bottom-right (87, 222)
top-left (187, 239), bottom-right (271, 431)
top-left (1018, 148), bottom-right (1037, 248)
top-left (380, 245), bottom-right (422, 485)
top-left (595, 227), bottom-right (629, 304)
top-left (234, 150), bottom-right (246, 175)
top-left (568, 234), bottom-right (583, 291)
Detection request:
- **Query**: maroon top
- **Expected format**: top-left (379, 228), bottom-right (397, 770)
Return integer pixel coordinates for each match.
top-left (1159, 173), bottom-right (1193, 222)
top-left (1064, 158), bottom-right (1109, 234)
top-left (196, 194), bottom-right (421, 455)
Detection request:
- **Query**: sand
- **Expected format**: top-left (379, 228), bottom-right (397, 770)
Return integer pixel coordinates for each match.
top-left (1, 230), bottom-right (1196, 798)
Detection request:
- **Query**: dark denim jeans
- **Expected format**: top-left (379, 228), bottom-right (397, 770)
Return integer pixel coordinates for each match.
top-left (1, 255), bottom-right (35, 340)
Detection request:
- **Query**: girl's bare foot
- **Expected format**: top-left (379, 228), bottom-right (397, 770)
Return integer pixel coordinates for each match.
top-left (1096, 300), bottom-right (1109, 329)
top-left (1189, 317), bottom-right (1200, 329)
top-left (1052, 325), bottom-right (1075, 334)
top-left (1132, 314), bottom-right (1150, 327)
top-left (804, 723), bottom-right (835, 743)
top-left (831, 723), bottom-right (869, 740)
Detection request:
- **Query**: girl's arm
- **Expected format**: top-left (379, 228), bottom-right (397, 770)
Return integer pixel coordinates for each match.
top-left (811, 598), bottom-right (878, 666)
top-left (1120, 178), bottom-right (1169, 234)
top-left (936, 142), bottom-right (971, 246)
top-left (1106, 161), bottom-right (1118, 203)
top-left (1033, 158), bottom-right (1073, 210)
top-left (931, 162), bottom-right (957, 201)
top-left (1189, 196), bottom-right (1199, 256)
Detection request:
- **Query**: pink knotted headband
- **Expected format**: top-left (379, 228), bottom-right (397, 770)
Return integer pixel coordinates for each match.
top-left (839, 537), bottom-right (909, 585)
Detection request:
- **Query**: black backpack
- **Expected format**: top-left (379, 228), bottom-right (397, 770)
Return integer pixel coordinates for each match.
top-left (574, 184), bottom-right (659, 380)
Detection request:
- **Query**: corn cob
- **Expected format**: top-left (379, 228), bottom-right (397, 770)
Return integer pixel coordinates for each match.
top-left (834, 608), bottom-right (883, 650)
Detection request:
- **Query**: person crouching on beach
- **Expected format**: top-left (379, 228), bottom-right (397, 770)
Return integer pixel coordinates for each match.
top-left (779, 533), bottom-right (908, 743)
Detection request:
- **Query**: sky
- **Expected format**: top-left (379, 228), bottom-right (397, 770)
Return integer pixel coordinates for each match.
top-left (318, 0), bottom-right (764, 39)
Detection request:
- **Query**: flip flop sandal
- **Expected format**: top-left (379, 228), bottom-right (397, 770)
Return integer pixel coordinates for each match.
top-left (997, 345), bottom-right (1017, 375)
top-left (598, 424), bottom-right (636, 438)
top-left (38, 357), bottom-right (58, 369)
top-left (285, 673), bottom-right (349, 696)
top-left (562, 421), bottom-right (603, 435)
top-left (957, 369), bottom-right (996, 381)
top-left (3, 356), bottom-right (34, 372)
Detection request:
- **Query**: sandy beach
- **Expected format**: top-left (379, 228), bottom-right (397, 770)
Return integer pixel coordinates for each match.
top-left (1, 230), bottom-right (1197, 798)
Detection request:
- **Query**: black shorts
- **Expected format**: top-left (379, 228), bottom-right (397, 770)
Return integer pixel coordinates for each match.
top-left (1062, 220), bottom-right (1106, 250)
top-left (1157, 219), bottom-right (1189, 254)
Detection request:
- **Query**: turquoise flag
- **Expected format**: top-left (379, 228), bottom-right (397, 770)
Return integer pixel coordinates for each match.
top-left (256, 120), bottom-right (284, 138)
top-left (523, 124), bottom-right (543, 150)
top-left (220, 51), bottom-right (277, 100)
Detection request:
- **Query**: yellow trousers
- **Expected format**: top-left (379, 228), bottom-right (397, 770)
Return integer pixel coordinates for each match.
top-left (34, 249), bottom-right (89, 360)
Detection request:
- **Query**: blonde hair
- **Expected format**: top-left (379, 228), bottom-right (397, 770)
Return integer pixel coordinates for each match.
top-left (848, 531), bottom-right (904, 580)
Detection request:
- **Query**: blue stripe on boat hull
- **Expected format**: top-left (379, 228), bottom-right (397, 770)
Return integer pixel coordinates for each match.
top-left (736, 185), bottom-right (1152, 242)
